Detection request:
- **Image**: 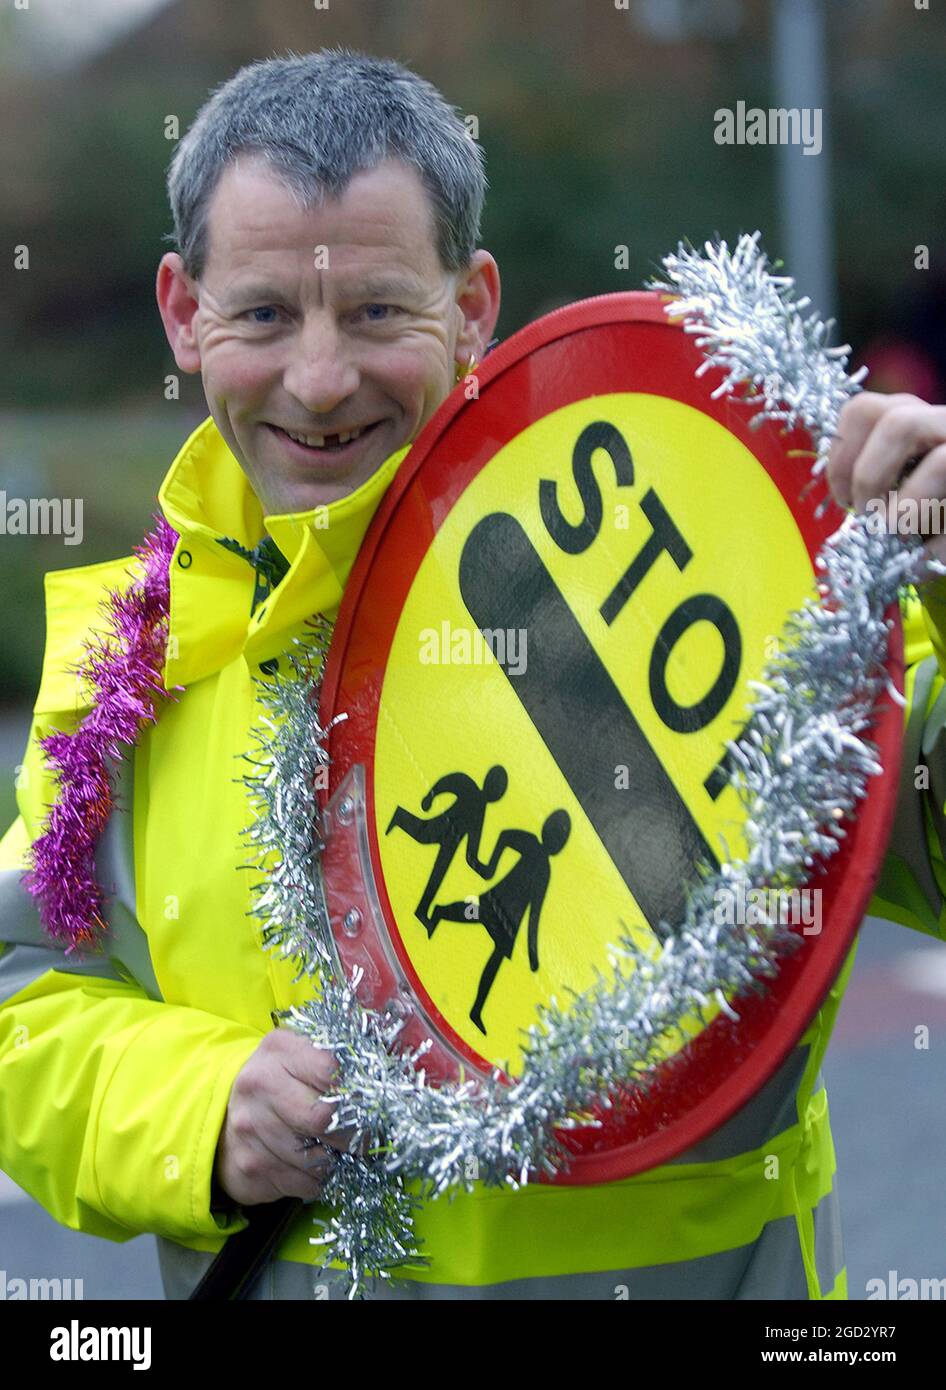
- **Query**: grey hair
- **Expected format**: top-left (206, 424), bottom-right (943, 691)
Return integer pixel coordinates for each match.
top-left (166, 48), bottom-right (486, 278)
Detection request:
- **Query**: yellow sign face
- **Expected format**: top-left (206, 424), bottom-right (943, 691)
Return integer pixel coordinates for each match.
top-left (375, 394), bottom-right (814, 1073)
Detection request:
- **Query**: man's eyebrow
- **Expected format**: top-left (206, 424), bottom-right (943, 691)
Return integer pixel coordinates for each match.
top-left (220, 282), bottom-right (292, 306)
top-left (335, 275), bottom-right (425, 301)
top-left (219, 274), bottom-right (425, 307)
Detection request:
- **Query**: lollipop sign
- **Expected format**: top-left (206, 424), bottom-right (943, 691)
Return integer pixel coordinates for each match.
top-left (315, 290), bottom-right (903, 1176)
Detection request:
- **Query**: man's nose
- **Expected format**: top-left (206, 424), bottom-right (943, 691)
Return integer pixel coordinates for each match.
top-left (282, 318), bottom-right (360, 415)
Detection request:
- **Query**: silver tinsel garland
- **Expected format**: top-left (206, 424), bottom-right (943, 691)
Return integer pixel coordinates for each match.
top-left (240, 232), bottom-right (943, 1298)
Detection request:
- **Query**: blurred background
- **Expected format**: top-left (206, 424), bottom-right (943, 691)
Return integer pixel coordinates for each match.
top-left (2, 0), bottom-right (946, 1300)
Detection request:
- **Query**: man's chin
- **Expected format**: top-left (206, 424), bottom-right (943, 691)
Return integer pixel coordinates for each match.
top-left (252, 477), bottom-right (359, 515)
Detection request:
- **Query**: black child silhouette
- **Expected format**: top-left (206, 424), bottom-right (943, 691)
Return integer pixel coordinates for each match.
top-left (428, 808), bottom-right (571, 1036)
top-left (385, 766), bottom-right (508, 929)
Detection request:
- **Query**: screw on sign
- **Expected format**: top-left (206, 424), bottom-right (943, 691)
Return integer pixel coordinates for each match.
top-left (317, 291), bottom-right (902, 1181)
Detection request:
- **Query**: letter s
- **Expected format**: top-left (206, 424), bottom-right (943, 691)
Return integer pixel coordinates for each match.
top-left (540, 421), bottom-right (633, 554)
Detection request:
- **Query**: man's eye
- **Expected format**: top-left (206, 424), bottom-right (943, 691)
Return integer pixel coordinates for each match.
top-left (361, 303), bottom-right (397, 322)
top-left (246, 306), bottom-right (280, 324)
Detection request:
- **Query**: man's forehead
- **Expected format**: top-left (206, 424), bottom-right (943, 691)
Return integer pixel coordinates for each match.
top-left (202, 153), bottom-right (443, 279)
top-left (214, 265), bottom-right (432, 308)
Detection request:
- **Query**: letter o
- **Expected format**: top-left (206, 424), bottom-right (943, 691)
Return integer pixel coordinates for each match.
top-left (649, 594), bottom-right (741, 733)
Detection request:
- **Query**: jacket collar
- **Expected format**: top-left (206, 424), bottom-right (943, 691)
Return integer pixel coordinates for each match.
top-left (158, 416), bottom-right (409, 686)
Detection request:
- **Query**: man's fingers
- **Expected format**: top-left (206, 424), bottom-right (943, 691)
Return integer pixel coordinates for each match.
top-left (882, 445), bottom-right (946, 570)
top-left (826, 393), bottom-right (912, 508)
top-left (827, 393), bottom-right (923, 509)
top-left (232, 1128), bottom-right (333, 1202)
top-left (894, 444), bottom-right (946, 534)
top-left (849, 399), bottom-right (946, 514)
top-left (280, 1033), bottom-right (340, 1092)
top-left (275, 1036), bottom-right (367, 1152)
top-left (269, 1073), bottom-right (360, 1154)
top-left (244, 1101), bottom-right (339, 1173)
top-left (272, 1153), bottom-right (332, 1203)
top-left (274, 1072), bottom-right (343, 1138)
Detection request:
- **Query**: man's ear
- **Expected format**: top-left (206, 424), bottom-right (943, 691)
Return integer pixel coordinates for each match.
top-left (453, 250), bottom-right (501, 370)
top-left (156, 253), bottom-right (202, 374)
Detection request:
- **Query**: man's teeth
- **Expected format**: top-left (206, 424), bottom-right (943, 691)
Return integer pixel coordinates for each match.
top-left (283, 425), bottom-right (366, 448)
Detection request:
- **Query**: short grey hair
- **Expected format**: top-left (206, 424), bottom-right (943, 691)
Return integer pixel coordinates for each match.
top-left (166, 48), bottom-right (486, 278)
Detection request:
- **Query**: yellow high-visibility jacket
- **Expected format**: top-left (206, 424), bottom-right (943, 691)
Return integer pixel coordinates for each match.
top-left (2, 416), bottom-right (946, 1300)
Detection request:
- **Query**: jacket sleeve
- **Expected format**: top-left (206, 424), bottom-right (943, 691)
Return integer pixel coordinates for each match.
top-left (867, 581), bottom-right (946, 942)
top-left (0, 731), bottom-right (261, 1247)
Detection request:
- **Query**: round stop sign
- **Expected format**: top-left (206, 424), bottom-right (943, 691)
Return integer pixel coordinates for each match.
top-left (318, 291), bottom-right (903, 1182)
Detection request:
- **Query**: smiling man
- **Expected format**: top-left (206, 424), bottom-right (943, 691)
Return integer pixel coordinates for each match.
top-left (158, 147), bottom-right (498, 513)
top-left (5, 46), bottom-right (946, 1307)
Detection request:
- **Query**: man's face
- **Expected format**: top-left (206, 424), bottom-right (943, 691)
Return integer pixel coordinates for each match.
top-left (158, 154), bottom-right (498, 513)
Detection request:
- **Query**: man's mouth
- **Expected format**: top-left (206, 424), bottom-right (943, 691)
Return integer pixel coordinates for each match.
top-left (267, 421), bottom-right (383, 456)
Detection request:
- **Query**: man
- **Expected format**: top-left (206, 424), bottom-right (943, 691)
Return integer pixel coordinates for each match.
top-left (0, 49), bottom-right (945, 1301)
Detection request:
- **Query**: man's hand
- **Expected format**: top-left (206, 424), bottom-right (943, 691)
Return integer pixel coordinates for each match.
top-left (827, 391), bottom-right (946, 566)
top-left (214, 1031), bottom-right (357, 1207)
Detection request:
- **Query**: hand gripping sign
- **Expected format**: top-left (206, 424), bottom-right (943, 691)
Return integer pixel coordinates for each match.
top-left (317, 291), bottom-right (903, 1183)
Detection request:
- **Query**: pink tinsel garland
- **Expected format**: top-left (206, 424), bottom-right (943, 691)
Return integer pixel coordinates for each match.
top-left (23, 515), bottom-right (181, 953)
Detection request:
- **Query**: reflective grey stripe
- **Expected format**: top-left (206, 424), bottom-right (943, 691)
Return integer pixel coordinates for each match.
top-left (0, 748), bottom-right (161, 1005)
top-left (94, 748), bottom-right (162, 1002)
top-left (0, 940), bottom-right (126, 1005)
top-left (813, 1178), bottom-right (844, 1296)
top-left (887, 652), bottom-right (945, 919)
top-left (156, 1188), bottom-right (842, 1300)
top-left (0, 865), bottom-right (49, 947)
top-left (666, 1037), bottom-right (810, 1165)
top-left (0, 865), bottom-right (128, 1003)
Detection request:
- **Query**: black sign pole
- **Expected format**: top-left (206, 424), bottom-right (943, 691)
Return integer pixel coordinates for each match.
top-left (188, 1197), bottom-right (304, 1301)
